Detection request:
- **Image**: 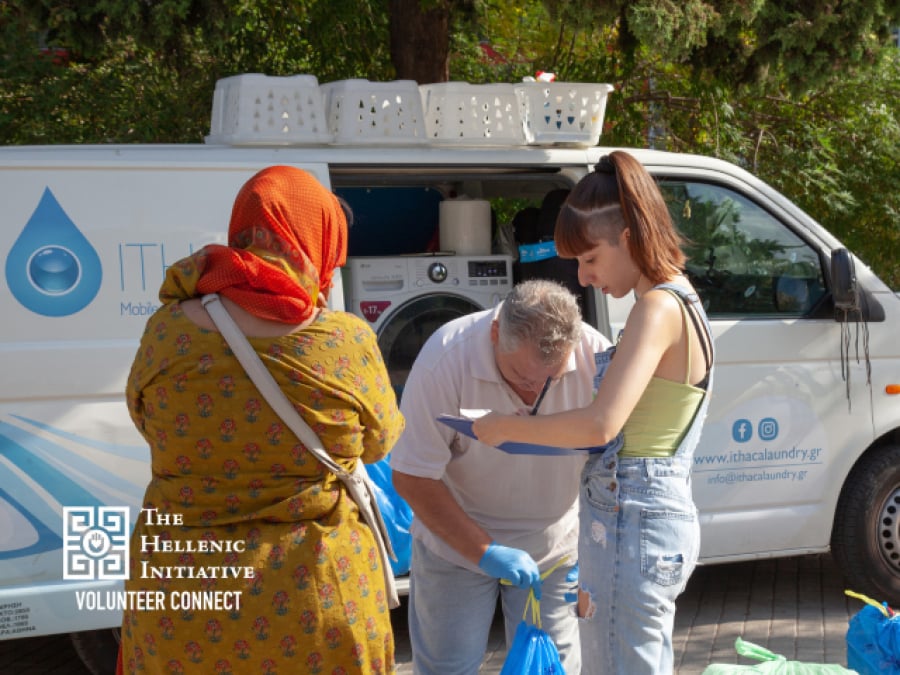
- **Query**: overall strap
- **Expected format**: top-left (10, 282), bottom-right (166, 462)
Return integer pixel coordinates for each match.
top-left (653, 283), bottom-right (713, 388)
top-left (662, 288), bottom-right (693, 385)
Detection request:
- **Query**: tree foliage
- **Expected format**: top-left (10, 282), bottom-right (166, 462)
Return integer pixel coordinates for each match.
top-left (0, 0), bottom-right (393, 142)
top-left (546, 0), bottom-right (900, 93)
top-left (1, 0), bottom-right (898, 286)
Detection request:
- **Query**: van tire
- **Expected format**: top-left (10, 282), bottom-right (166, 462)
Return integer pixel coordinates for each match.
top-left (70, 628), bottom-right (120, 675)
top-left (832, 443), bottom-right (900, 604)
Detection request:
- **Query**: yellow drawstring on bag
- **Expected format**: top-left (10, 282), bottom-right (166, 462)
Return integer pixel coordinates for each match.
top-left (501, 555), bottom-right (570, 630)
top-left (499, 556), bottom-right (570, 674)
top-left (845, 589), bottom-right (892, 617)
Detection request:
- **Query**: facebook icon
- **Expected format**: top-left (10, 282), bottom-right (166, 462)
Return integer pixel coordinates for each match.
top-left (732, 419), bottom-right (753, 443)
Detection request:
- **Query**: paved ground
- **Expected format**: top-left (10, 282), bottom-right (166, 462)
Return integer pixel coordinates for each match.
top-left (0, 554), bottom-right (858, 674)
top-left (670, 554), bottom-right (854, 672)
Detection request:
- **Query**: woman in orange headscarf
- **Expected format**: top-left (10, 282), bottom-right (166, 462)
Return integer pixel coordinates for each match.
top-left (119, 166), bottom-right (405, 675)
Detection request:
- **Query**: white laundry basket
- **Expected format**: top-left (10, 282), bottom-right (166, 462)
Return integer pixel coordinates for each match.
top-left (419, 82), bottom-right (525, 145)
top-left (321, 79), bottom-right (427, 144)
top-left (515, 82), bottom-right (614, 146)
top-left (205, 73), bottom-right (332, 145)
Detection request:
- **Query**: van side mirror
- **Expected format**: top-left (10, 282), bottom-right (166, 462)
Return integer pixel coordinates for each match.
top-left (830, 247), bottom-right (860, 315)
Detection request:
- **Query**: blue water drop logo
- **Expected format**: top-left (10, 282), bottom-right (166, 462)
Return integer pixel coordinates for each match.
top-left (5, 188), bottom-right (102, 316)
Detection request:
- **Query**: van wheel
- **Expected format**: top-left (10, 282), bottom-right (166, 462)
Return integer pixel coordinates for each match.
top-left (832, 443), bottom-right (900, 605)
top-left (70, 628), bottom-right (120, 675)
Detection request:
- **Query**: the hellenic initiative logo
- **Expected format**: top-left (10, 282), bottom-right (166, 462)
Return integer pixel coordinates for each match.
top-left (63, 506), bottom-right (130, 580)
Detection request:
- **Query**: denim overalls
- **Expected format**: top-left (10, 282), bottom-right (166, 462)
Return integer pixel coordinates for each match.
top-left (578, 283), bottom-right (714, 675)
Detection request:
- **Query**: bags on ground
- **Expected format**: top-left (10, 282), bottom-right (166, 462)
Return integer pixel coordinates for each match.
top-left (846, 590), bottom-right (900, 674)
top-left (701, 637), bottom-right (856, 674)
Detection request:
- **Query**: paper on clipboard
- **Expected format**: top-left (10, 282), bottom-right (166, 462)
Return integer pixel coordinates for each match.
top-left (436, 413), bottom-right (603, 456)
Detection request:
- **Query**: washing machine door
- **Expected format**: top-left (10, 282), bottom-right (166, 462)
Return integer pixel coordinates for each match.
top-left (377, 293), bottom-right (484, 401)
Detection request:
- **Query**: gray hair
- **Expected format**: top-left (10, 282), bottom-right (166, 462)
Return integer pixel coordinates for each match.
top-left (496, 279), bottom-right (583, 365)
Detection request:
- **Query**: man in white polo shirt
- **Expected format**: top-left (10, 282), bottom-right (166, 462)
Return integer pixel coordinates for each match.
top-left (391, 279), bottom-right (611, 674)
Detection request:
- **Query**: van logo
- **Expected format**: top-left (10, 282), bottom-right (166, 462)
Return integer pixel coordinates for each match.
top-left (5, 188), bottom-right (102, 316)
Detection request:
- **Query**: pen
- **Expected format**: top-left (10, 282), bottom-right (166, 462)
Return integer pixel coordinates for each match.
top-left (530, 377), bottom-right (552, 416)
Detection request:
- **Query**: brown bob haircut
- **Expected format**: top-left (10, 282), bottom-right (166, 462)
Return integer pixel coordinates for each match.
top-left (555, 150), bottom-right (685, 285)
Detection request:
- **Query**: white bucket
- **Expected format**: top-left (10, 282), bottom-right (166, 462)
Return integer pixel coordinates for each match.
top-left (439, 198), bottom-right (492, 255)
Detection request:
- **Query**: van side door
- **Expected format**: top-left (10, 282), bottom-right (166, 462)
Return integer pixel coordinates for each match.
top-left (655, 176), bottom-right (875, 562)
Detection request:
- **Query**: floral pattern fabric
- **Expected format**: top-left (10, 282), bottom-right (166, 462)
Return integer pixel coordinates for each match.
top-left (120, 303), bottom-right (404, 675)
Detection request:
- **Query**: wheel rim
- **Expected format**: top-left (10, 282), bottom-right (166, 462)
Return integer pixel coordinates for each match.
top-left (877, 486), bottom-right (900, 571)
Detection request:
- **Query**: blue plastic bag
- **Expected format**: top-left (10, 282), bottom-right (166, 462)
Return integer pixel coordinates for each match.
top-left (499, 588), bottom-right (565, 675)
top-left (846, 591), bottom-right (900, 674)
top-left (365, 457), bottom-right (413, 576)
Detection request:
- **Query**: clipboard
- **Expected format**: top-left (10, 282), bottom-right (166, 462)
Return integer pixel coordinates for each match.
top-left (437, 413), bottom-right (604, 456)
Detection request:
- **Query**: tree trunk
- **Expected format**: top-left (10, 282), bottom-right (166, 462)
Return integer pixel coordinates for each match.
top-left (388, 0), bottom-right (451, 84)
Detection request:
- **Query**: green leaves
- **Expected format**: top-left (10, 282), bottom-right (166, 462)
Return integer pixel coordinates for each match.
top-left (1, 0), bottom-right (897, 285)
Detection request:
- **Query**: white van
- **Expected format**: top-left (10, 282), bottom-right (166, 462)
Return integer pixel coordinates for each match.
top-left (1, 78), bottom-right (899, 673)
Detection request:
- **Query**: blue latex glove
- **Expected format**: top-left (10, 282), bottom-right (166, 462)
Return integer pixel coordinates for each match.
top-left (478, 542), bottom-right (542, 599)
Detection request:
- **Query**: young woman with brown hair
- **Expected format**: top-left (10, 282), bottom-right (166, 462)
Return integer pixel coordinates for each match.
top-left (473, 150), bottom-right (714, 674)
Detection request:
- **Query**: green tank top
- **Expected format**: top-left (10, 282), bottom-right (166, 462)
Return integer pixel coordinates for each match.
top-left (619, 288), bottom-right (708, 458)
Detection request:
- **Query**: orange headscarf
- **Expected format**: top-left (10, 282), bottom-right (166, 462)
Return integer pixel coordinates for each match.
top-left (160, 166), bottom-right (347, 323)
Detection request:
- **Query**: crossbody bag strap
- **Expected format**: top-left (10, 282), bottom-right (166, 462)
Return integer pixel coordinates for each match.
top-left (199, 295), bottom-right (400, 609)
top-left (200, 294), bottom-right (346, 477)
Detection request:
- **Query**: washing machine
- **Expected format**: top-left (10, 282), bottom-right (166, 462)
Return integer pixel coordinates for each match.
top-left (344, 254), bottom-right (513, 399)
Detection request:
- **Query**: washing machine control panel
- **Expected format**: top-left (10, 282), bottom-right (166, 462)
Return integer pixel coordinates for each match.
top-left (467, 259), bottom-right (510, 280)
top-left (409, 255), bottom-right (512, 290)
top-left (347, 254), bottom-right (513, 298)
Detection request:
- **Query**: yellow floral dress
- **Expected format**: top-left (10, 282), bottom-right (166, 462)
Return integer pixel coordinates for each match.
top-left (120, 303), bottom-right (405, 675)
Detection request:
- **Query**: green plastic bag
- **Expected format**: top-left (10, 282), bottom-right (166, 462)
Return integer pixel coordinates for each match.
top-left (701, 637), bottom-right (857, 674)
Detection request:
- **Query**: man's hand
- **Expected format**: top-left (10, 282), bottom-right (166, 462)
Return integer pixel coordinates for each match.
top-left (478, 542), bottom-right (542, 599)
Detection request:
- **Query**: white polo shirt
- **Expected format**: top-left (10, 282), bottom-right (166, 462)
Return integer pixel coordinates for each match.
top-left (390, 306), bottom-right (611, 572)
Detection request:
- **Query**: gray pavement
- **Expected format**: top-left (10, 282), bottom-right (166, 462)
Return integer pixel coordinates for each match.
top-left (0, 554), bottom-right (859, 674)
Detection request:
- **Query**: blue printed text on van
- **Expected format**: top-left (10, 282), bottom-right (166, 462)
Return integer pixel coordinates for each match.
top-left (118, 242), bottom-right (198, 293)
